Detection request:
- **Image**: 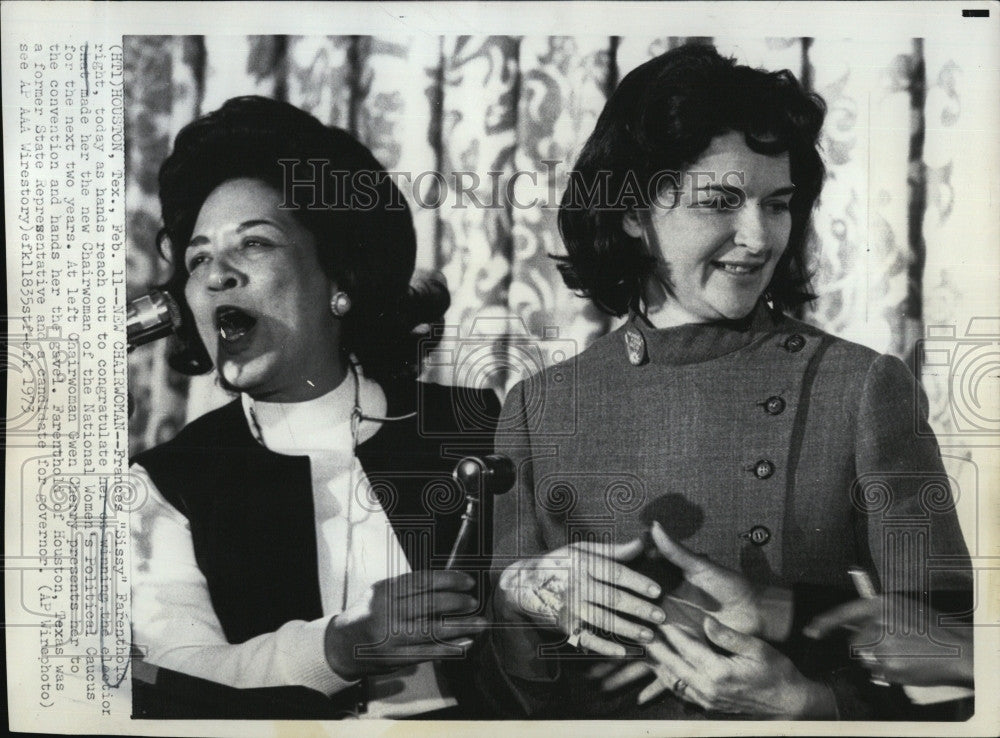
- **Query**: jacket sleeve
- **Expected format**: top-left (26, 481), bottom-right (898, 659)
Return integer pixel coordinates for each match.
top-left (854, 354), bottom-right (972, 594)
top-left (830, 353), bottom-right (974, 718)
top-left (471, 378), bottom-right (567, 717)
top-left (130, 463), bottom-right (356, 696)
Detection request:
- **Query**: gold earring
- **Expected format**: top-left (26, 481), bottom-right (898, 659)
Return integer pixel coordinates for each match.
top-left (330, 291), bottom-right (352, 317)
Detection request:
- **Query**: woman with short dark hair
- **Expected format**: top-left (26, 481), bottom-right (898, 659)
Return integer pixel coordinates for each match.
top-left (130, 96), bottom-right (499, 718)
top-left (555, 43), bottom-right (823, 317)
top-left (478, 44), bottom-right (971, 720)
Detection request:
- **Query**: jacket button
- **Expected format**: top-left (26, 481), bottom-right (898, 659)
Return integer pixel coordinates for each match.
top-left (743, 525), bottom-right (772, 546)
top-left (763, 396), bottom-right (786, 415)
top-left (754, 459), bottom-right (775, 479)
top-left (783, 334), bottom-right (806, 352)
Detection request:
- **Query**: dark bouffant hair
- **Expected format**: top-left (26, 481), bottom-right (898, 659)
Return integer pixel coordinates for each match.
top-left (156, 95), bottom-right (447, 384)
top-left (555, 44), bottom-right (827, 316)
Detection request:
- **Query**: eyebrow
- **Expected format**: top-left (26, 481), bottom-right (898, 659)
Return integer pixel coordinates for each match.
top-left (766, 185), bottom-right (796, 198)
top-left (187, 218), bottom-right (285, 248)
top-left (693, 184), bottom-right (796, 197)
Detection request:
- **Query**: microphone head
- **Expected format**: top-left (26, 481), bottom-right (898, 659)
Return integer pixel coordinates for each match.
top-left (127, 290), bottom-right (183, 350)
top-left (161, 291), bottom-right (182, 328)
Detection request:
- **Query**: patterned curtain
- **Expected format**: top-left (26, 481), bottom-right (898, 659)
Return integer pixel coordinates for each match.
top-left (125, 33), bottom-right (989, 536)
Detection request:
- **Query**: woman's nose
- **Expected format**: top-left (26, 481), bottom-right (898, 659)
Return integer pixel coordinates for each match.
top-left (205, 254), bottom-right (244, 291)
top-left (734, 206), bottom-right (767, 253)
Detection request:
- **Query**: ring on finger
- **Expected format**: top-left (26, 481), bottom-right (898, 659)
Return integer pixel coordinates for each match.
top-left (672, 677), bottom-right (688, 696)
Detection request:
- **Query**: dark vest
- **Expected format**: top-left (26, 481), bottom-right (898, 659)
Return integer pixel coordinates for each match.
top-left (132, 379), bottom-right (500, 717)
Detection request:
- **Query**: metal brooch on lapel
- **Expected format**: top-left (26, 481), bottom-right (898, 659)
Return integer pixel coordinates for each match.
top-left (624, 326), bottom-right (647, 366)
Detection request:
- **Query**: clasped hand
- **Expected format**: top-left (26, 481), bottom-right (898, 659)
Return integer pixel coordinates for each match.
top-left (497, 537), bottom-right (669, 656)
top-left (600, 616), bottom-right (833, 717)
top-left (324, 570), bottom-right (487, 680)
top-left (496, 523), bottom-right (789, 657)
top-left (588, 523), bottom-right (833, 717)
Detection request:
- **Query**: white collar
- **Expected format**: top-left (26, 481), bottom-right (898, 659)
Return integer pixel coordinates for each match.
top-left (240, 367), bottom-right (385, 455)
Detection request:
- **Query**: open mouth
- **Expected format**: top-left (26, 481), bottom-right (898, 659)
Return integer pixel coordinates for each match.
top-left (215, 306), bottom-right (257, 343)
top-left (712, 261), bottom-right (764, 276)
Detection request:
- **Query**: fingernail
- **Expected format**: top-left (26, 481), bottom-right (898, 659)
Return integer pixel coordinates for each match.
top-left (648, 585), bottom-right (661, 598)
top-left (651, 609), bottom-right (666, 623)
top-left (639, 628), bottom-right (654, 643)
top-left (803, 626), bottom-right (818, 639)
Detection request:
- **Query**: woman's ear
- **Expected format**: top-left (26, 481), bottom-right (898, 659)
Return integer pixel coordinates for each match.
top-left (622, 209), bottom-right (644, 239)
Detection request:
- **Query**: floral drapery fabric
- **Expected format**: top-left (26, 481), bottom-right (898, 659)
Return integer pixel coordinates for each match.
top-left (125, 35), bottom-right (989, 484)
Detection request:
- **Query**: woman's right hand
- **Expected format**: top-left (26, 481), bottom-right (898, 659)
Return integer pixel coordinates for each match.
top-left (648, 522), bottom-right (793, 642)
top-left (804, 596), bottom-right (974, 688)
top-left (496, 538), bottom-right (668, 657)
top-left (323, 570), bottom-right (487, 680)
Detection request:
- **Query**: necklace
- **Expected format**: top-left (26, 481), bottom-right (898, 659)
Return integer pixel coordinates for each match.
top-left (245, 360), bottom-right (417, 448)
top-left (243, 360), bottom-right (417, 612)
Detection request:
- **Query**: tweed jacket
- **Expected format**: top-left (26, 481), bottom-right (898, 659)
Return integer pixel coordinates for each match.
top-left (478, 303), bottom-right (972, 720)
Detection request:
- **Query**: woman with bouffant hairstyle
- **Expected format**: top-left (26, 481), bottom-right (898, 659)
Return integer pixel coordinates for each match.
top-left (479, 44), bottom-right (971, 721)
top-left (157, 95), bottom-right (442, 385)
top-left (130, 96), bottom-right (499, 719)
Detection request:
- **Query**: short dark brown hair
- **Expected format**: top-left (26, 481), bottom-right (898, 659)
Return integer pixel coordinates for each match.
top-left (555, 43), bottom-right (827, 316)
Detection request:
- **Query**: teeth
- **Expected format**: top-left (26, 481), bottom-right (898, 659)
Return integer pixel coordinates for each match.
top-left (219, 324), bottom-right (249, 342)
top-left (215, 307), bottom-right (256, 342)
top-left (716, 263), bottom-right (757, 274)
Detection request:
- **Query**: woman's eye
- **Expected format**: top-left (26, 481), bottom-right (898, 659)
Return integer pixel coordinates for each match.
top-left (690, 191), bottom-right (743, 212)
top-left (691, 195), bottom-right (727, 211)
top-left (241, 237), bottom-right (272, 250)
top-left (185, 253), bottom-right (208, 272)
top-left (766, 201), bottom-right (791, 214)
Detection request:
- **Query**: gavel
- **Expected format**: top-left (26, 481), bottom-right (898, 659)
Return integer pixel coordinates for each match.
top-left (445, 454), bottom-right (515, 570)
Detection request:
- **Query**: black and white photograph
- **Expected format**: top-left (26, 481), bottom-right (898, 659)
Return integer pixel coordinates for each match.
top-left (4, 2), bottom-right (999, 735)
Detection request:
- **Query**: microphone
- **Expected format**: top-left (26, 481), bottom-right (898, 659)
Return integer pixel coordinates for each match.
top-left (446, 454), bottom-right (515, 570)
top-left (127, 290), bottom-right (182, 352)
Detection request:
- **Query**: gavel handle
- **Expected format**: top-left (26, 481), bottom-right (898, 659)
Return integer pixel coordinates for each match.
top-left (445, 498), bottom-right (479, 570)
top-left (445, 453), bottom-right (512, 570)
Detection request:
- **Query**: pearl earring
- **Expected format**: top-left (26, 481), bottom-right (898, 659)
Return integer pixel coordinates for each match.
top-left (330, 291), bottom-right (352, 317)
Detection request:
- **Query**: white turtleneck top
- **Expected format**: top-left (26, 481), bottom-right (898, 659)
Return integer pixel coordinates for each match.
top-left (130, 372), bottom-right (455, 716)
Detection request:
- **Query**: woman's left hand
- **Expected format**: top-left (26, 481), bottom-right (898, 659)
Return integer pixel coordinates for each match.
top-left (631, 616), bottom-right (836, 718)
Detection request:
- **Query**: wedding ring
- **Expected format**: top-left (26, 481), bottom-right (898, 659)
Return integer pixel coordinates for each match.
top-left (672, 678), bottom-right (688, 696)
